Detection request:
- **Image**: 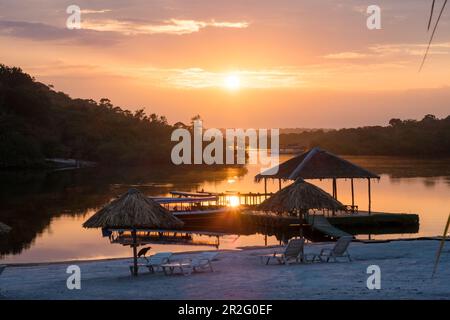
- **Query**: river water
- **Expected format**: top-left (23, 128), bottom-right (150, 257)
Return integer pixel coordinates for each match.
top-left (1, 155), bottom-right (449, 263)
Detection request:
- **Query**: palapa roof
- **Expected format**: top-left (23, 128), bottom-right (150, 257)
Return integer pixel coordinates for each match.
top-left (83, 189), bottom-right (184, 229)
top-left (0, 222), bottom-right (12, 235)
top-left (255, 147), bottom-right (380, 181)
top-left (258, 178), bottom-right (344, 213)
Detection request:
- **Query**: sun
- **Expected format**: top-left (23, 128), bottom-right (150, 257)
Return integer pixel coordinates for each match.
top-left (224, 74), bottom-right (241, 91)
top-left (228, 195), bottom-right (240, 207)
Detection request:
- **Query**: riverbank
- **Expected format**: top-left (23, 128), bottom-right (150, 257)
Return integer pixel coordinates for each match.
top-left (1, 240), bottom-right (449, 299)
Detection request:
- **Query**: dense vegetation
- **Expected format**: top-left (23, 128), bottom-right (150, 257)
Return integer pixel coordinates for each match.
top-left (281, 115), bottom-right (450, 156)
top-left (0, 65), bottom-right (174, 168)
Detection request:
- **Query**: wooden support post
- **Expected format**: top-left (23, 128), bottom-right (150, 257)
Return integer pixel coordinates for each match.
top-left (331, 179), bottom-right (334, 198)
top-left (368, 178), bottom-right (372, 215)
top-left (278, 179), bottom-right (282, 191)
top-left (335, 178), bottom-right (338, 200)
top-left (132, 228), bottom-right (138, 276)
top-left (332, 178), bottom-right (337, 199)
top-left (299, 210), bottom-right (304, 239)
top-left (351, 178), bottom-right (355, 212)
top-left (264, 178), bottom-right (268, 197)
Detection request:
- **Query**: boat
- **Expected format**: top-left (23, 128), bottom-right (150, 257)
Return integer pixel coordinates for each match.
top-left (150, 192), bottom-right (238, 223)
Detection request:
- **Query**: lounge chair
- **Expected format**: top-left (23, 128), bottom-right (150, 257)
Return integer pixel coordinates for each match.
top-left (311, 236), bottom-right (353, 262)
top-left (260, 238), bottom-right (305, 265)
top-left (190, 252), bottom-right (219, 272)
top-left (161, 252), bottom-right (219, 275)
top-left (146, 252), bottom-right (173, 273)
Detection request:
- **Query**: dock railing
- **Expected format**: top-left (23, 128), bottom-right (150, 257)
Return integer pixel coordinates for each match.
top-left (215, 192), bottom-right (276, 206)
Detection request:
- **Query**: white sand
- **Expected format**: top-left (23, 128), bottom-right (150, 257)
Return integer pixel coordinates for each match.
top-left (1, 240), bottom-right (449, 300)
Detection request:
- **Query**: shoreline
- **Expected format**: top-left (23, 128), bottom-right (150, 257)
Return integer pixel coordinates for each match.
top-left (1, 239), bottom-right (449, 299)
top-left (3, 236), bottom-right (448, 268)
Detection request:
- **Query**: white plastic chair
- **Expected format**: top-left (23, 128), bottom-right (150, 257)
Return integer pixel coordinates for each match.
top-left (260, 238), bottom-right (305, 265)
top-left (312, 236), bottom-right (353, 262)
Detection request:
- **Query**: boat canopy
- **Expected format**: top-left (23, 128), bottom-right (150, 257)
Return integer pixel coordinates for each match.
top-left (170, 191), bottom-right (216, 197)
top-left (150, 196), bottom-right (218, 204)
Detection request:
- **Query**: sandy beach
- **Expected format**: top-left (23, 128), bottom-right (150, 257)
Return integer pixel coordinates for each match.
top-left (1, 240), bottom-right (449, 300)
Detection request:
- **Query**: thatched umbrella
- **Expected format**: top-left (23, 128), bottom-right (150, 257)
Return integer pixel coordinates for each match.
top-left (258, 179), bottom-right (343, 238)
top-left (0, 222), bottom-right (12, 235)
top-left (259, 178), bottom-right (343, 213)
top-left (83, 188), bottom-right (184, 276)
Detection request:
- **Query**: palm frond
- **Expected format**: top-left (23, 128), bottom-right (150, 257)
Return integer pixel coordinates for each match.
top-left (428, 0), bottom-right (436, 30)
top-left (420, 0), bottom-right (448, 71)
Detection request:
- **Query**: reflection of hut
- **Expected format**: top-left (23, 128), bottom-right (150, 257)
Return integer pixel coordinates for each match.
top-left (110, 230), bottom-right (221, 249)
top-left (256, 147), bottom-right (380, 213)
top-left (83, 188), bottom-right (183, 276)
top-left (0, 222), bottom-right (11, 235)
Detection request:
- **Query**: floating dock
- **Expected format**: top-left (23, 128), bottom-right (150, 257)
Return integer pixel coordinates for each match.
top-left (241, 211), bottom-right (419, 241)
top-left (166, 190), bottom-right (420, 241)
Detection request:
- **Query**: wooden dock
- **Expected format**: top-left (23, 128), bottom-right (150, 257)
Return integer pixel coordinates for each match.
top-left (241, 210), bottom-right (419, 240)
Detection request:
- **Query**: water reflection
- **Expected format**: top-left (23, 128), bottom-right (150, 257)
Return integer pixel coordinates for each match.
top-left (0, 165), bottom-right (247, 258)
top-left (0, 156), bottom-right (449, 263)
top-left (344, 156), bottom-right (450, 183)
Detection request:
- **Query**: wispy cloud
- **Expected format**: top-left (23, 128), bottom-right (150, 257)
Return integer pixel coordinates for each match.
top-left (0, 20), bottom-right (118, 45)
top-left (370, 43), bottom-right (450, 57)
top-left (81, 9), bottom-right (112, 14)
top-left (324, 43), bottom-right (450, 61)
top-left (163, 68), bottom-right (303, 89)
top-left (81, 19), bottom-right (250, 35)
top-left (324, 52), bottom-right (368, 59)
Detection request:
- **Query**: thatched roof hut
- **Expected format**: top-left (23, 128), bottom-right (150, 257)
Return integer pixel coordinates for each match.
top-left (0, 222), bottom-right (12, 235)
top-left (83, 188), bottom-right (184, 230)
top-left (255, 147), bottom-right (379, 181)
top-left (83, 188), bottom-right (183, 276)
top-left (255, 147), bottom-right (379, 213)
top-left (258, 178), bottom-right (343, 214)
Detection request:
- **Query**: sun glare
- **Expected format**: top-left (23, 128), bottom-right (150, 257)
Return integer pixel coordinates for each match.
top-left (228, 195), bottom-right (240, 207)
top-left (224, 74), bottom-right (241, 90)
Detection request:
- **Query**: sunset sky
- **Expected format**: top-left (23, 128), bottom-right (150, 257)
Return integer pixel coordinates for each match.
top-left (1, 0), bottom-right (450, 128)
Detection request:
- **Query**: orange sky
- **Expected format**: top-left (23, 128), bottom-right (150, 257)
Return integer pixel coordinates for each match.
top-left (1, 0), bottom-right (450, 128)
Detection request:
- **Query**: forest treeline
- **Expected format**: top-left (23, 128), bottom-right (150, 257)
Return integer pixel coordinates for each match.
top-left (280, 115), bottom-right (450, 156)
top-left (0, 65), bottom-right (175, 168)
top-left (1, 65), bottom-right (449, 168)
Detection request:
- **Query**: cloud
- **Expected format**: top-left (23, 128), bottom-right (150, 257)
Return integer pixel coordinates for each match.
top-left (81, 18), bottom-right (250, 35)
top-left (163, 68), bottom-right (303, 89)
top-left (0, 20), bottom-right (118, 45)
top-left (324, 42), bottom-right (450, 62)
top-left (370, 43), bottom-right (450, 57)
top-left (81, 9), bottom-right (112, 14)
top-left (77, 65), bottom-right (304, 89)
top-left (0, 16), bottom-right (249, 44)
top-left (0, 20), bottom-right (69, 41)
top-left (324, 52), bottom-right (368, 59)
